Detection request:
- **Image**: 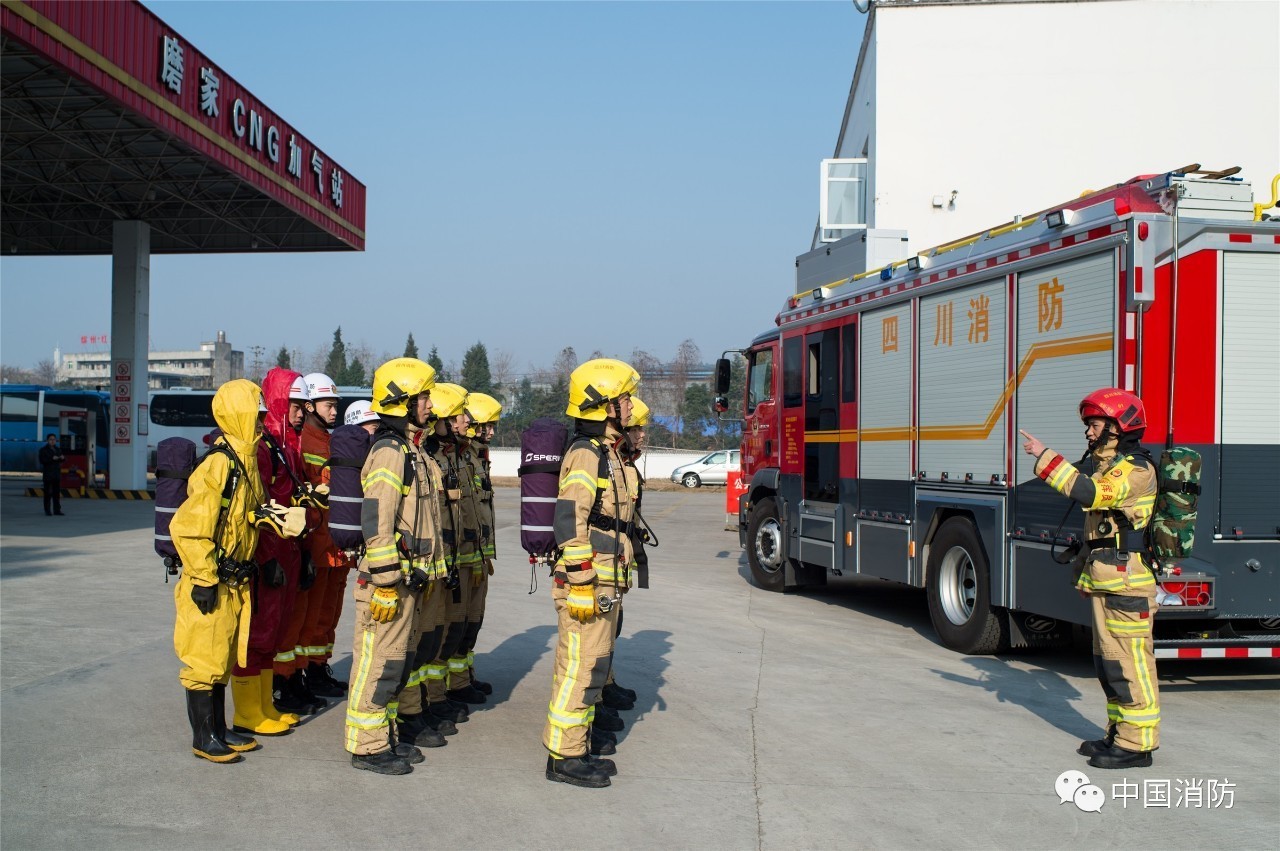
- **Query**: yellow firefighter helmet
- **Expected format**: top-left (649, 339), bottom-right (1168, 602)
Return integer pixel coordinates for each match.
top-left (371, 358), bottom-right (436, 417)
top-left (627, 396), bottom-right (651, 428)
top-left (566, 358), bottom-right (640, 421)
top-left (466, 392), bottom-right (503, 424)
top-left (431, 382), bottom-right (469, 420)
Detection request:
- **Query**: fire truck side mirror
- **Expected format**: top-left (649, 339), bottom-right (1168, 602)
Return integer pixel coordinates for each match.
top-left (714, 358), bottom-right (731, 395)
top-left (714, 396), bottom-right (729, 413)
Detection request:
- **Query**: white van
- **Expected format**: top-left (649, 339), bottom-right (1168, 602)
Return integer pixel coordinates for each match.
top-left (147, 388), bottom-right (217, 469)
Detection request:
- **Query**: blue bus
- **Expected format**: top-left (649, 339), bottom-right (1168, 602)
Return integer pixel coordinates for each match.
top-left (0, 385), bottom-right (110, 473)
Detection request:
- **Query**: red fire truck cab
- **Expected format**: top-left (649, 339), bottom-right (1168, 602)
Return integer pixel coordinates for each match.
top-left (722, 169), bottom-right (1280, 658)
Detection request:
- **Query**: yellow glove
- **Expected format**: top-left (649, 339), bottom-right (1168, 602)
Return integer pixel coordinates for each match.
top-left (565, 583), bottom-right (599, 623)
top-left (254, 501), bottom-right (307, 538)
top-left (472, 567), bottom-right (485, 588)
top-left (486, 558), bottom-right (495, 577)
top-left (369, 586), bottom-right (399, 623)
top-left (292, 483), bottom-right (330, 510)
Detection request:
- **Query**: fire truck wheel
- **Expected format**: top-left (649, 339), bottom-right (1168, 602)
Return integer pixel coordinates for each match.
top-left (747, 497), bottom-right (786, 592)
top-left (925, 518), bottom-right (1007, 655)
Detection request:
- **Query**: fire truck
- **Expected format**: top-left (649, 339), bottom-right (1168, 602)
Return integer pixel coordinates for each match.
top-left (718, 167), bottom-right (1280, 658)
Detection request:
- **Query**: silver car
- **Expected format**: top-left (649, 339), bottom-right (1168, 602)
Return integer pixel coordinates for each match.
top-left (671, 449), bottom-right (740, 488)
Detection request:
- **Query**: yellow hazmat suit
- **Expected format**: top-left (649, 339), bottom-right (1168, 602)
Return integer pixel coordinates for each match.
top-left (172, 379), bottom-right (265, 691)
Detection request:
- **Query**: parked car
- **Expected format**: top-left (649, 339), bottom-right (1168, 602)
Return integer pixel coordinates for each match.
top-left (671, 449), bottom-right (740, 488)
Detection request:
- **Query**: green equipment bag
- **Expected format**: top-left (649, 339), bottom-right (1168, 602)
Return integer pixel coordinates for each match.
top-left (1148, 447), bottom-right (1202, 560)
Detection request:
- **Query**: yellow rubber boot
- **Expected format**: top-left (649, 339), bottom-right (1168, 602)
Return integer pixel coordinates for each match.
top-left (259, 671), bottom-right (300, 726)
top-left (231, 675), bottom-right (291, 736)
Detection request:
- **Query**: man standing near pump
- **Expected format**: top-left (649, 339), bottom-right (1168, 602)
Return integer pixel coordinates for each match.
top-left (1020, 387), bottom-right (1161, 770)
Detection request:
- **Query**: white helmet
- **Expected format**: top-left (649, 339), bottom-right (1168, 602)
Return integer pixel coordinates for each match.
top-left (344, 400), bottom-right (379, 427)
top-left (303, 372), bottom-right (341, 402)
top-left (288, 375), bottom-right (309, 402)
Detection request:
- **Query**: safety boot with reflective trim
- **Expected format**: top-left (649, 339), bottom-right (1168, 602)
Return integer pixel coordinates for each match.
top-left (212, 684), bottom-right (259, 753)
top-left (1087, 744), bottom-right (1154, 770)
top-left (351, 750), bottom-right (413, 775)
top-left (446, 683), bottom-right (488, 705)
top-left (546, 755), bottom-right (609, 788)
top-left (186, 688), bottom-right (242, 764)
top-left (1077, 725), bottom-right (1117, 757)
top-left (305, 662), bottom-right (346, 698)
top-left (594, 704), bottom-right (624, 733)
top-left (231, 676), bottom-right (291, 736)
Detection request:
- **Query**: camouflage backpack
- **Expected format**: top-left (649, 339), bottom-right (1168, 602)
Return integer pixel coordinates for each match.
top-left (1147, 447), bottom-right (1202, 560)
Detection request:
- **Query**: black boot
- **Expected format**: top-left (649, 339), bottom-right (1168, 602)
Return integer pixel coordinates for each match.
top-left (1088, 744), bottom-right (1154, 770)
top-left (446, 683), bottom-right (488, 705)
top-left (388, 724), bottom-right (426, 764)
top-left (186, 688), bottom-right (242, 763)
top-left (212, 684), bottom-right (259, 753)
top-left (397, 713), bottom-right (447, 749)
top-left (602, 683), bottom-right (634, 711)
top-left (590, 727), bottom-right (617, 756)
top-left (604, 681), bottom-right (637, 703)
top-left (306, 662), bottom-right (346, 698)
top-left (1077, 725), bottom-right (1117, 757)
top-left (584, 753), bottom-right (618, 776)
top-left (290, 669), bottom-right (328, 712)
top-left (471, 671), bottom-right (493, 696)
top-left (546, 755), bottom-right (609, 788)
top-left (421, 708), bottom-right (459, 736)
top-left (351, 749), bottom-right (413, 775)
top-left (431, 699), bottom-right (470, 723)
top-left (594, 704), bottom-right (624, 732)
top-left (273, 673), bottom-right (317, 716)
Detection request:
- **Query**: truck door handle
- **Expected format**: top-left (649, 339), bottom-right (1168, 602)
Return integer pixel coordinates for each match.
top-left (765, 440), bottom-right (772, 456)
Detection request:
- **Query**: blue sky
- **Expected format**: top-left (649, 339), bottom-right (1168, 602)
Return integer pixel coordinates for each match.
top-left (1, 1), bottom-right (862, 375)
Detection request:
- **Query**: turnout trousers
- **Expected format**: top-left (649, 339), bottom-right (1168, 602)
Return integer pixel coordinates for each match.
top-left (174, 575), bottom-right (251, 691)
top-left (455, 567), bottom-right (489, 687)
top-left (396, 579), bottom-right (449, 715)
top-left (542, 582), bottom-right (618, 759)
top-left (1091, 591), bottom-right (1161, 752)
top-left (427, 570), bottom-right (472, 700)
top-left (344, 583), bottom-right (417, 756)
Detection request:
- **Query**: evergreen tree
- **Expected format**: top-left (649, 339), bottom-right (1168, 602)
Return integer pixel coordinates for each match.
top-left (344, 357), bottom-right (367, 387)
top-left (324, 327), bottom-right (348, 381)
top-left (460, 341), bottom-right (495, 395)
top-left (276, 345), bottom-right (291, 369)
top-left (404, 333), bottom-right (419, 359)
top-left (427, 345), bottom-right (446, 380)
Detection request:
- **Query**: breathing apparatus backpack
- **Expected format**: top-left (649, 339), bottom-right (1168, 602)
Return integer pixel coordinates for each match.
top-left (517, 418), bottom-right (568, 560)
top-left (326, 424), bottom-right (373, 552)
top-left (153, 435), bottom-right (242, 581)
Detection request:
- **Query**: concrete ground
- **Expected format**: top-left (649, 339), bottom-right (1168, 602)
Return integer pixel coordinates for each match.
top-left (1, 478), bottom-right (1277, 849)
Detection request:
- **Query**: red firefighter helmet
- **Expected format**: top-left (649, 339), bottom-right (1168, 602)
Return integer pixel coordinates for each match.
top-left (1079, 387), bottom-right (1146, 433)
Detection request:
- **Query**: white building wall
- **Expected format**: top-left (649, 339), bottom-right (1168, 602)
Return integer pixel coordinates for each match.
top-left (834, 0), bottom-right (1279, 258)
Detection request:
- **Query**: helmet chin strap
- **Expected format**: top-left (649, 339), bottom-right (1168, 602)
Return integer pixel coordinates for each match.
top-left (1086, 422), bottom-right (1120, 454)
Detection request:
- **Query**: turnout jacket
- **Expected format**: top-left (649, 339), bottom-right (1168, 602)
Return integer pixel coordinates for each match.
top-left (554, 422), bottom-right (636, 588)
top-left (170, 380), bottom-right (265, 587)
top-left (1034, 443), bottom-right (1158, 596)
top-left (359, 422), bottom-right (446, 587)
top-left (429, 436), bottom-right (484, 574)
top-left (474, 442), bottom-right (497, 560)
top-left (300, 418), bottom-right (354, 571)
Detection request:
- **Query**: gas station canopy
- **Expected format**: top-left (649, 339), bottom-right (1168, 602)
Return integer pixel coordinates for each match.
top-left (1, 0), bottom-right (366, 254)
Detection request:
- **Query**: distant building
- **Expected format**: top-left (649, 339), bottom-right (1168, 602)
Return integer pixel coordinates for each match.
top-left (56, 331), bottom-right (244, 389)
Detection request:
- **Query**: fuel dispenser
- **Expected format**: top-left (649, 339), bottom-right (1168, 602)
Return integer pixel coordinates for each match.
top-left (58, 409), bottom-right (96, 494)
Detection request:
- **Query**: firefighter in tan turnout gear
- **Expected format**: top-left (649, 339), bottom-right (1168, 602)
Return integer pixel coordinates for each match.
top-left (1020, 387), bottom-right (1161, 770)
top-left (543, 358), bottom-right (640, 788)
top-left (463, 392), bottom-right (503, 696)
top-left (344, 357), bottom-right (442, 775)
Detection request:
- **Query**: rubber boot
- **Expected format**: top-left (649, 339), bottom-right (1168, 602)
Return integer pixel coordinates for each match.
top-left (446, 683), bottom-right (487, 705)
top-left (273, 673), bottom-right (318, 716)
top-left (258, 671), bottom-right (300, 726)
top-left (231, 676), bottom-right (292, 736)
top-left (187, 688), bottom-right (242, 763)
top-left (290, 669), bottom-right (328, 712)
top-left (212, 684), bottom-right (259, 753)
top-left (604, 681), bottom-right (637, 703)
top-left (1077, 724), bottom-right (1117, 757)
top-left (594, 704), bottom-right (624, 733)
top-left (1088, 744), bottom-right (1154, 770)
top-left (397, 713), bottom-right (446, 749)
top-left (590, 726), bottom-right (617, 756)
top-left (546, 754), bottom-right (609, 788)
top-left (351, 750), bottom-right (413, 775)
top-left (306, 662), bottom-right (345, 698)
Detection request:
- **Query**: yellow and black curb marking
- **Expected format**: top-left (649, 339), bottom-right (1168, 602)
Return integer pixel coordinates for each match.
top-left (25, 487), bottom-right (154, 501)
